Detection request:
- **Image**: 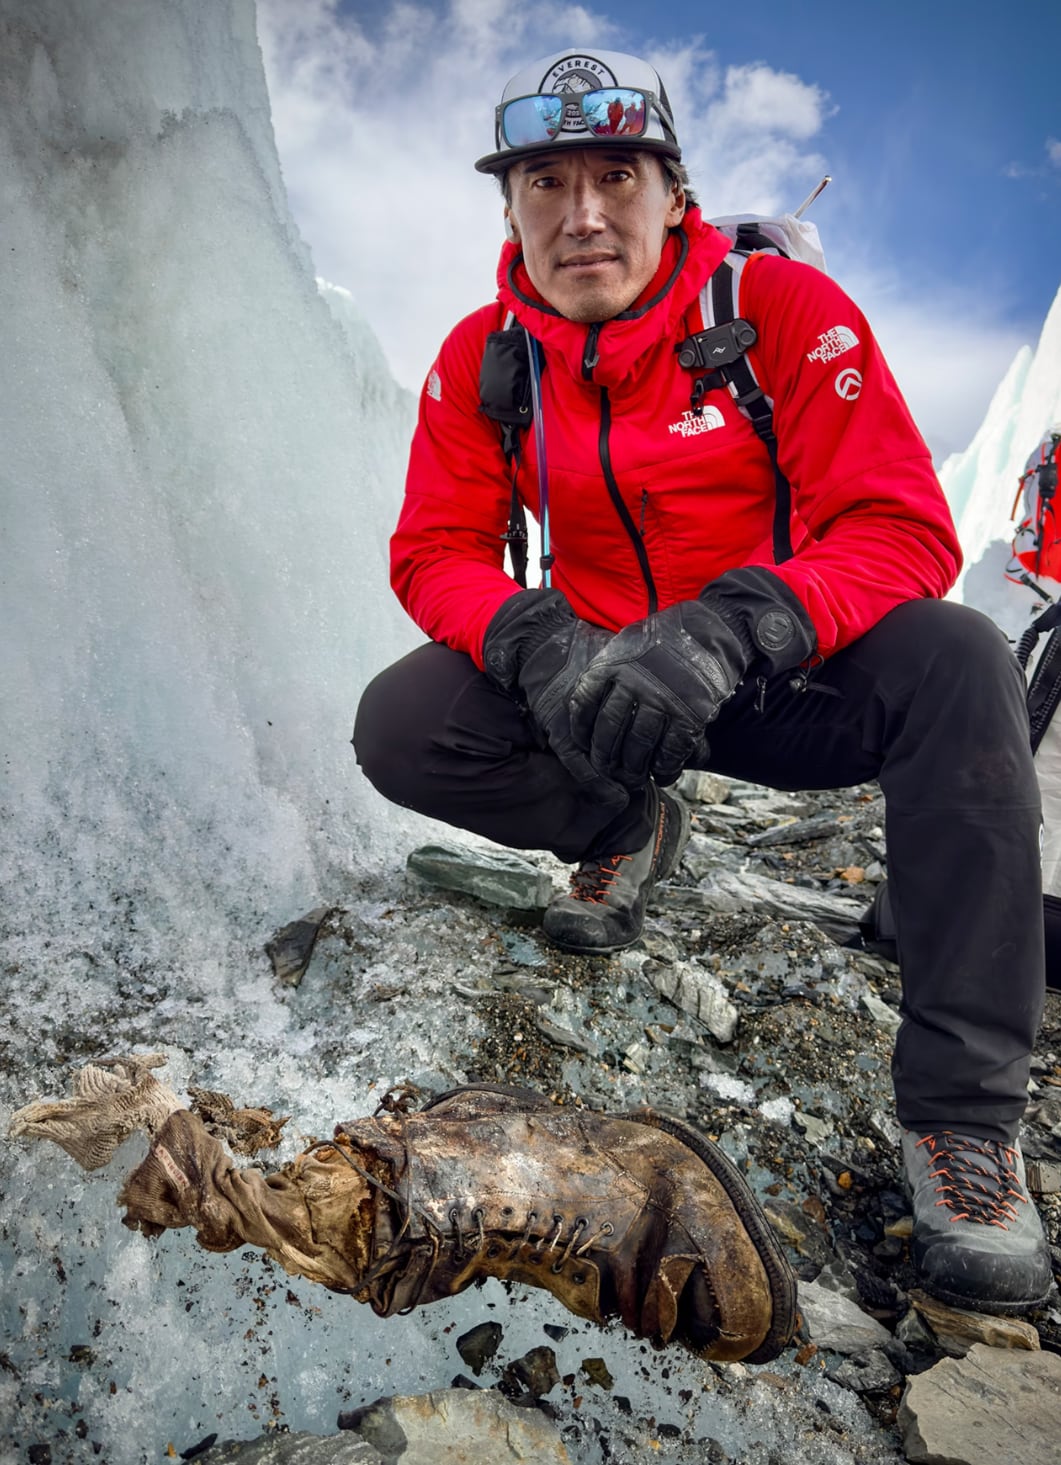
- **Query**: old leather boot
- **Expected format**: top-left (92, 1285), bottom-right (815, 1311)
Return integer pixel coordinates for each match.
top-left (117, 1084), bottom-right (795, 1363)
top-left (542, 784), bottom-right (691, 955)
top-left (340, 1084), bottom-right (795, 1361)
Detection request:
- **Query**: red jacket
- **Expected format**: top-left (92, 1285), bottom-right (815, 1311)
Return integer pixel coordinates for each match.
top-left (391, 208), bottom-right (961, 666)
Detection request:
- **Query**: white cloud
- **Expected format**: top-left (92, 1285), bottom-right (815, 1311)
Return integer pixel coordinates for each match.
top-left (255, 0), bottom-right (1042, 461)
top-left (1048, 137), bottom-right (1061, 169)
top-left (256, 0), bottom-right (834, 390)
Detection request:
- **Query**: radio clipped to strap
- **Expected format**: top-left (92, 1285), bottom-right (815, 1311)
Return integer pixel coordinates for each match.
top-left (677, 250), bottom-right (793, 564)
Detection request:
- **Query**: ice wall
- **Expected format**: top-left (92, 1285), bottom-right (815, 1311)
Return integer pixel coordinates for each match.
top-left (0, 0), bottom-right (419, 982)
top-left (944, 282), bottom-right (1061, 635)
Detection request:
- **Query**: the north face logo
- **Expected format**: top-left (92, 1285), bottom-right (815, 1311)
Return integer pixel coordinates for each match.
top-left (669, 406), bottom-right (724, 437)
top-left (807, 326), bottom-right (859, 364)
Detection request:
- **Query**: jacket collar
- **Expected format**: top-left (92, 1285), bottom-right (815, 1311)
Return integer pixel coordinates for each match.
top-left (495, 207), bottom-right (731, 390)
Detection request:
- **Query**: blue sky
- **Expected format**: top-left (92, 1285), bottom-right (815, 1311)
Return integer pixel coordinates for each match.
top-left (258, 0), bottom-right (1061, 462)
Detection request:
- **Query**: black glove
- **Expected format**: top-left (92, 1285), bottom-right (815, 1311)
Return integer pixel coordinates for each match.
top-left (482, 589), bottom-right (627, 809)
top-left (569, 567), bottom-right (817, 788)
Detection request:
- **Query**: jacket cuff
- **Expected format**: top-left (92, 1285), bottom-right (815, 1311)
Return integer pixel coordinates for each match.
top-left (700, 567), bottom-right (817, 675)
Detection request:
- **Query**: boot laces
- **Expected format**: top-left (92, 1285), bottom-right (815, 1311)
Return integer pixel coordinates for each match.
top-left (568, 853), bottom-right (631, 904)
top-left (916, 1132), bottom-right (1029, 1229)
top-left (318, 1128), bottom-right (616, 1307)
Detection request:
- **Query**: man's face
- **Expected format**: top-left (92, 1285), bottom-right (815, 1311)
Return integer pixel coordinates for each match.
top-left (505, 149), bottom-right (685, 323)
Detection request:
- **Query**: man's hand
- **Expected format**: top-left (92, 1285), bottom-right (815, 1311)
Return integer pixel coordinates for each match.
top-left (569, 568), bottom-right (817, 788)
top-left (569, 601), bottom-right (745, 787)
top-left (482, 590), bottom-right (627, 810)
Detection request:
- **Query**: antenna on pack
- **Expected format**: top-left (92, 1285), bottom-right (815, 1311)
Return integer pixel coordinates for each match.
top-left (794, 176), bottom-right (831, 219)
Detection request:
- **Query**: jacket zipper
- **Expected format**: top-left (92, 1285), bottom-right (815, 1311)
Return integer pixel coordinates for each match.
top-left (598, 386), bottom-right (658, 614)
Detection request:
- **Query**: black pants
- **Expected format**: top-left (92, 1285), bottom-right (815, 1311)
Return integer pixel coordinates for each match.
top-left (354, 600), bottom-right (1045, 1143)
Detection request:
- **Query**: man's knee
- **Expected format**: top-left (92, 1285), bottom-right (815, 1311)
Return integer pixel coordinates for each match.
top-left (352, 656), bottom-right (425, 800)
top-left (850, 600), bottom-right (1026, 713)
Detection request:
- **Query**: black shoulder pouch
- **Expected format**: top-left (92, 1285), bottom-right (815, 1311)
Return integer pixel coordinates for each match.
top-left (479, 326), bottom-right (534, 453)
top-left (479, 325), bottom-right (536, 587)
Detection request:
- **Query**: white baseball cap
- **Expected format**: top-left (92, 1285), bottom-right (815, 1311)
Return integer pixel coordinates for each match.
top-left (475, 48), bottom-right (682, 175)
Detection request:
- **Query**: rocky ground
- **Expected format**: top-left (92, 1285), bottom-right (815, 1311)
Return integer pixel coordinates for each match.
top-left (208, 773), bottom-right (1061, 1465)
top-left (6, 772), bottom-right (1061, 1465)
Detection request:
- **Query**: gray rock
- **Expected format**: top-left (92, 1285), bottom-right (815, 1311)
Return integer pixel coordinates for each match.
top-left (644, 959), bottom-right (739, 1042)
top-left (407, 844), bottom-right (553, 909)
top-left (456, 1320), bottom-right (503, 1376)
top-left (680, 831), bottom-right (746, 880)
top-left (1027, 1157), bottom-right (1061, 1194)
top-left (502, 1345), bottom-right (561, 1399)
top-left (761, 1197), bottom-right (838, 1267)
top-left (860, 990), bottom-right (902, 1033)
top-left (797, 1279), bottom-right (892, 1354)
top-left (657, 868), bottom-right (867, 943)
top-left (265, 906), bottom-right (333, 987)
top-left (898, 1343), bottom-right (1061, 1465)
top-left (339, 1388), bottom-right (571, 1464)
top-left (895, 1307), bottom-right (938, 1352)
top-left (827, 1348), bottom-right (902, 1395)
top-left (746, 813), bottom-right (846, 848)
top-left (794, 1111), bottom-right (835, 1146)
top-left (677, 769), bottom-right (732, 805)
top-left (867, 1108), bottom-right (902, 1148)
top-left (203, 1432), bottom-right (383, 1462)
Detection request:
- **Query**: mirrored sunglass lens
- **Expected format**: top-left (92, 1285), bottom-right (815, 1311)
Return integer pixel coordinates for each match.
top-left (502, 95), bottom-right (563, 146)
top-left (581, 88), bottom-right (648, 137)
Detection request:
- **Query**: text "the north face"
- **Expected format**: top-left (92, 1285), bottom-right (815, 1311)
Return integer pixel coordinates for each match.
top-left (807, 326), bottom-right (859, 364)
top-left (669, 406), bottom-right (724, 437)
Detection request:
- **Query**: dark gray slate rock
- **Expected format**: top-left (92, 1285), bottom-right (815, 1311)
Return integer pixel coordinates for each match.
top-left (407, 844), bottom-right (553, 909)
top-left (265, 906), bottom-right (333, 986)
top-left (656, 868), bottom-right (867, 943)
top-left (455, 1320), bottom-right (503, 1376)
top-left (898, 1343), bottom-right (1061, 1464)
top-left (643, 958), bottom-right (739, 1041)
top-left (827, 1348), bottom-right (902, 1395)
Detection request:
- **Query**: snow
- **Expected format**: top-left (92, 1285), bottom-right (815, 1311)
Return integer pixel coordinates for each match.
top-left (2, 0), bottom-right (1060, 1460)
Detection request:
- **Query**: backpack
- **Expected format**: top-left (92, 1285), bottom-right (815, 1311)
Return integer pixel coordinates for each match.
top-left (479, 189), bottom-right (830, 587)
top-left (1006, 430), bottom-right (1061, 600)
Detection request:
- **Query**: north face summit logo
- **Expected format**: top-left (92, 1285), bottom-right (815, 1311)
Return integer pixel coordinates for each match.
top-left (807, 326), bottom-right (859, 364)
top-left (669, 406), bottom-right (724, 437)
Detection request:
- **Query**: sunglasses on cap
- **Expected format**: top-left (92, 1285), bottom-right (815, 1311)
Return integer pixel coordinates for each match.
top-left (497, 87), bottom-right (675, 149)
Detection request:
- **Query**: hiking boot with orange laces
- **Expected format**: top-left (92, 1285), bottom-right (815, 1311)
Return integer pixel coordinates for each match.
top-left (115, 1083), bottom-right (796, 1363)
top-left (542, 784), bottom-right (691, 955)
top-left (902, 1128), bottom-right (1054, 1313)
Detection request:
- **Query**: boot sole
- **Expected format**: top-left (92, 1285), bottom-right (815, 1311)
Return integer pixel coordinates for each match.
top-left (420, 1085), bottom-right (797, 1363)
top-left (915, 1279), bottom-right (1055, 1316)
top-left (622, 1106), bottom-right (797, 1364)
